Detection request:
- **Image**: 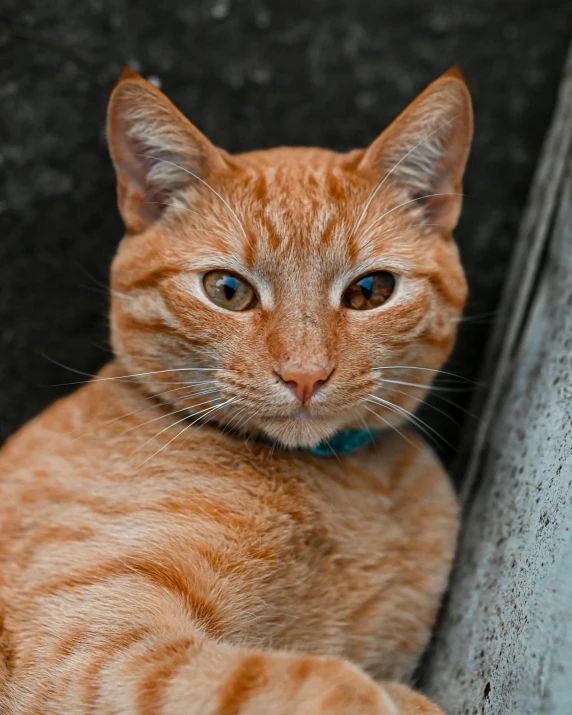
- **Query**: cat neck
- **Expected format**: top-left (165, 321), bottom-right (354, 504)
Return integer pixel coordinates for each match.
top-left (208, 421), bottom-right (380, 457)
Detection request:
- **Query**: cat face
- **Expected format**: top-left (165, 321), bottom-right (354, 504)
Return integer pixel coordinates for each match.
top-left (107, 69), bottom-right (472, 448)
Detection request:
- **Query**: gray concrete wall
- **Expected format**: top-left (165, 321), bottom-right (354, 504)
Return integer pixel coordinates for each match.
top-left (420, 45), bottom-right (572, 715)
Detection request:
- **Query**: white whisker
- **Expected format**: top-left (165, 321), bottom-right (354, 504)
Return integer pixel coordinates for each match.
top-left (371, 365), bottom-right (476, 383)
top-left (351, 115), bottom-right (459, 238)
top-left (375, 379), bottom-right (477, 417)
top-left (379, 386), bottom-right (459, 425)
top-left (367, 393), bottom-right (451, 449)
top-left (362, 403), bottom-right (415, 446)
top-left (101, 387), bottom-right (220, 432)
top-left (42, 355), bottom-right (224, 380)
top-left (123, 394), bottom-right (222, 440)
top-left (145, 201), bottom-right (239, 244)
top-left (233, 407), bottom-right (262, 437)
top-left (360, 192), bottom-right (462, 237)
top-left (145, 156), bottom-right (249, 242)
top-left (136, 398), bottom-right (236, 467)
top-left (378, 378), bottom-right (471, 394)
top-left (62, 382), bottom-right (219, 440)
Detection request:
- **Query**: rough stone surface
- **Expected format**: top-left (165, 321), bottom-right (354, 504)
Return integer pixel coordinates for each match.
top-left (1, 2), bottom-right (572, 458)
top-left (420, 146), bottom-right (572, 714)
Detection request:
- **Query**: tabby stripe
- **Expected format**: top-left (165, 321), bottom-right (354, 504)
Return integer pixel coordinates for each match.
top-left (216, 654), bottom-right (268, 715)
top-left (81, 628), bottom-right (154, 710)
top-left (135, 637), bottom-right (195, 715)
top-left (32, 557), bottom-right (224, 637)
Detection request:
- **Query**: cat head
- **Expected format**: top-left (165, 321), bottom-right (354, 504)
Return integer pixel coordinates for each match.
top-left (106, 68), bottom-right (472, 449)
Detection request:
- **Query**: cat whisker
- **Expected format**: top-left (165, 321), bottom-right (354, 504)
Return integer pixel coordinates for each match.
top-left (135, 397), bottom-right (234, 455)
top-left (450, 309), bottom-right (501, 325)
top-left (136, 398), bottom-right (236, 467)
top-left (115, 349), bottom-right (223, 364)
top-left (366, 393), bottom-right (452, 450)
top-left (352, 408), bottom-right (387, 455)
top-left (144, 201), bottom-right (239, 244)
top-left (379, 385), bottom-right (460, 426)
top-left (357, 192), bottom-right (463, 249)
top-left (145, 155), bottom-right (249, 243)
top-left (367, 398), bottom-right (438, 449)
top-left (190, 400), bottom-right (247, 447)
top-left (63, 381), bottom-right (220, 441)
top-left (317, 435), bottom-right (342, 465)
top-left (353, 408), bottom-right (376, 437)
top-left (356, 220), bottom-right (451, 253)
top-left (350, 115), bottom-right (459, 238)
top-left (234, 406), bottom-right (254, 430)
top-left (380, 382), bottom-right (477, 419)
top-left (361, 402), bottom-right (415, 446)
top-left (233, 407), bottom-right (262, 441)
top-left (267, 439), bottom-right (277, 461)
top-left (50, 379), bottom-right (214, 388)
top-left (42, 355), bottom-right (225, 379)
top-left (42, 355), bottom-right (226, 389)
top-left (378, 378), bottom-right (472, 394)
top-left (71, 386), bottom-right (222, 441)
top-left (146, 381), bottom-right (219, 397)
top-left (122, 394), bottom-right (223, 440)
top-left (369, 394), bottom-right (442, 446)
top-left (74, 264), bottom-right (135, 301)
top-left (225, 404), bottom-right (248, 430)
top-left (371, 365), bottom-right (477, 384)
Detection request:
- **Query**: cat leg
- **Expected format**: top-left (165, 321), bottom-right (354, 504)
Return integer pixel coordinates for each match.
top-left (157, 646), bottom-right (446, 715)
top-left (5, 574), bottom-right (444, 714)
top-left (9, 633), bottom-right (444, 715)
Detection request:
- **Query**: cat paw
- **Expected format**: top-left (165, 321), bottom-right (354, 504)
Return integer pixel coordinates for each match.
top-left (263, 656), bottom-right (391, 714)
top-left (384, 682), bottom-right (446, 715)
top-left (245, 655), bottom-right (443, 714)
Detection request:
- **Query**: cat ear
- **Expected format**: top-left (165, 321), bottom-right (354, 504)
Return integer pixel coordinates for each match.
top-left (359, 68), bottom-right (473, 232)
top-left (107, 68), bottom-right (226, 233)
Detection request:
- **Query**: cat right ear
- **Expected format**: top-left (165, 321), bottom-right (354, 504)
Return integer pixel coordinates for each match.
top-left (359, 68), bottom-right (473, 233)
top-left (107, 69), bottom-right (225, 233)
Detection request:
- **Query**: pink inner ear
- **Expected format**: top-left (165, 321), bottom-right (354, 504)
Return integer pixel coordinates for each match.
top-left (107, 75), bottom-right (225, 234)
top-left (113, 132), bottom-right (171, 232)
top-left (358, 74), bottom-right (473, 232)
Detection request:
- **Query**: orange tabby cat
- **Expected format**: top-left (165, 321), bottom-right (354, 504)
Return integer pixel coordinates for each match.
top-left (0, 67), bottom-right (472, 714)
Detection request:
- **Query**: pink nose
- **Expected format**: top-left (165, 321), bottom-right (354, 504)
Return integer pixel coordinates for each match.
top-left (278, 368), bottom-right (331, 405)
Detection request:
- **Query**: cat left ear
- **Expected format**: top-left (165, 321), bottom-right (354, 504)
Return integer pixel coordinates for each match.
top-left (359, 68), bottom-right (473, 232)
top-left (107, 68), bottom-right (226, 233)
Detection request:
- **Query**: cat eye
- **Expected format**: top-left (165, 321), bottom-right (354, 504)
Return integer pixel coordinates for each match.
top-left (343, 271), bottom-right (396, 310)
top-left (203, 271), bottom-right (257, 311)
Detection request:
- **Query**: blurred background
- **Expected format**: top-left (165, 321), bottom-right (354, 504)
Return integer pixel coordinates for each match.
top-left (1, 0), bottom-right (572, 468)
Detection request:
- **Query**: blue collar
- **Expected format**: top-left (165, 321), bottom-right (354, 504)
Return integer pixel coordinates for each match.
top-left (308, 429), bottom-right (380, 457)
top-left (208, 421), bottom-right (380, 457)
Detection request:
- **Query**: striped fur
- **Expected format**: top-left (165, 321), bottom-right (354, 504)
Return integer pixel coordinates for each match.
top-left (0, 68), bottom-right (472, 713)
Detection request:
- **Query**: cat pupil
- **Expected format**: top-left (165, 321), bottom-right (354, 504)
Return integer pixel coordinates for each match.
top-left (221, 276), bottom-right (237, 301)
top-left (359, 276), bottom-right (373, 300)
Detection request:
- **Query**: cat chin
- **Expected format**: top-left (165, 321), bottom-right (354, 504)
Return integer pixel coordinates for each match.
top-left (255, 416), bottom-right (344, 450)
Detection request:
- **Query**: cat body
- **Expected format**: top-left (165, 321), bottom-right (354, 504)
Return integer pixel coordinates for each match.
top-left (0, 366), bottom-right (456, 713)
top-left (0, 68), bottom-right (472, 713)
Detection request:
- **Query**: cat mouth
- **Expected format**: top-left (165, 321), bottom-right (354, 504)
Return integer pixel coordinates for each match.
top-left (265, 408), bottom-right (333, 423)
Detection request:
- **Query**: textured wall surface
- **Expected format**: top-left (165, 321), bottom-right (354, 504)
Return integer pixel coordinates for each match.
top-left (1, 1), bottom-right (572, 458)
top-left (421, 76), bottom-right (572, 714)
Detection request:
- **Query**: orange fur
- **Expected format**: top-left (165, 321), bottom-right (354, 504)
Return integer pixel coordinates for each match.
top-left (0, 68), bottom-right (472, 713)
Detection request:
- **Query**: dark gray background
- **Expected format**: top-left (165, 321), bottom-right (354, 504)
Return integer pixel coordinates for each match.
top-left (1, 0), bottom-right (571, 462)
